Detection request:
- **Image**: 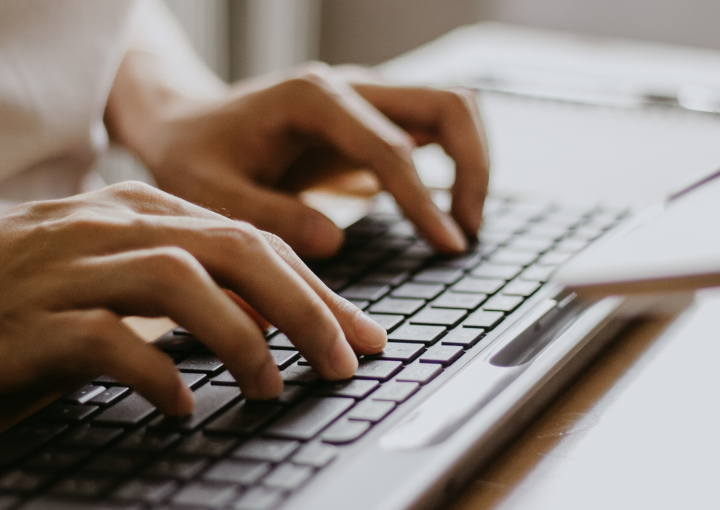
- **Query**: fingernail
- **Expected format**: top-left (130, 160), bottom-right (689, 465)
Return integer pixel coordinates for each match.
top-left (330, 339), bottom-right (358, 380)
top-left (174, 384), bottom-right (195, 417)
top-left (355, 313), bottom-right (387, 351)
top-left (440, 213), bottom-right (468, 252)
top-left (253, 356), bottom-right (284, 399)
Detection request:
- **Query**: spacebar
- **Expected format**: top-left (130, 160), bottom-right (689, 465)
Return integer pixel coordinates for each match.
top-left (264, 397), bottom-right (354, 440)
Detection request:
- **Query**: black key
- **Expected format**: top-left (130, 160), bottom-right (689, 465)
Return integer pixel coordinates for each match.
top-left (463, 310), bottom-right (504, 329)
top-left (367, 236), bottom-right (413, 252)
top-left (360, 270), bottom-right (410, 286)
top-left (291, 443), bottom-right (337, 468)
top-left (264, 397), bottom-right (354, 441)
top-left (83, 450), bottom-right (149, 475)
top-left (24, 446), bottom-right (91, 470)
top-left (151, 384), bottom-right (241, 432)
top-left (117, 429), bottom-right (180, 452)
top-left (321, 418), bottom-right (371, 445)
top-left (174, 433), bottom-right (236, 457)
top-left (59, 424), bottom-right (123, 448)
top-left (280, 362), bottom-right (320, 384)
top-left (275, 384), bottom-right (310, 404)
top-left (202, 459), bottom-right (270, 485)
top-left (441, 328), bottom-right (485, 348)
top-left (0, 469), bottom-right (52, 493)
top-left (211, 371), bottom-right (238, 386)
top-left (347, 400), bottom-right (395, 423)
top-left (369, 297), bottom-right (425, 316)
top-left (233, 438), bottom-right (300, 463)
top-left (270, 350), bottom-right (299, 370)
top-left (0, 423), bottom-right (67, 467)
top-left (93, 393), bottom-right (156, 426)
top-left (63, 385), bottom-right (106, 404)
top-left (172, 481), bottom-right (236, 508)
top-left (502, 279), bottom-right (542, 297)
top-left (316, 379), bottom-right (379, 399)
top-left (267, 333), bottom-right (295, 350)
top-left (396, 362), bottom-right (442, 384)
top-left (433, 252), bottom-right (482, 269)
top-left (49, 475), bottom-right (116, 498)
top-left (153, 333), bottom-right (201, 352)
top-left (339, 284), bottom-right (390, 302)
top-left (409, 308), bottom-right (466, 327)
top-left (519, 265), bottom-right (555, 282)
top-left (354, 359), bottom-right (402, 381)
top-left (262, 464), bottom-right (314, 490)
top-left (87, 386), bottom-right (129, 406)
top-left (143, 454), bottom-right (209, 480)
top-left (381, 257), bottom-right (424, 272)
top-left (388, 324), bottom-right (445, 345)
top-left (470, 263), bottom-right (523, 280)
top-left (420, 345), bottom-right (464, 366)
top-left (233, 486), bottom-right (284, 510)
top-left (367, 342), bottom-right (423, 362)
top-left (483, 294), bottom-right (524, 312)
top-left (451, 278), bottom-right (504, 295)
top-left (371, 381), bottom-right (419, 403)
top-left (35, 402), bottom-right (98, 423)
top-left (430, 292), bottom-right (486, 310)
top-left (18, 499), bottom-right (142, 510)
top-left (402, 241), bottom-right (434, 258)
top-left (348, 299), bottom-right (370, 310)
top-left (412, 268), bottom-right (463, 284)
top-left (391, 282), bottom-right (444, 300)
top-left (92, 375), bottom-right (125, 387)
top-left (112, 478), bottom-right (178, 503)
top-left (205, 401), bottom-right (283, 436)
top-left (320, 276), bottom-right (348, 292)
top-left (180, 372), bottom-right (207, 390)
top-left (176, 354), bottom-right (224, 375)
top-left (365, 313), bottom-right (404, 332)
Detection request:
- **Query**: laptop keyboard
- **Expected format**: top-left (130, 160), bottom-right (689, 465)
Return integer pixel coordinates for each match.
top-left (0, 197), bottom-right (627, 510)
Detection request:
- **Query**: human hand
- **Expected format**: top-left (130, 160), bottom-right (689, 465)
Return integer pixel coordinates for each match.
top-left (106, 58), bottom-right (489, 258)
top-left (0, 182), bottom-right (386, 415)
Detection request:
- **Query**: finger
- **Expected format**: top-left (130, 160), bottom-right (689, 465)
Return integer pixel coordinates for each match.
top-left (276, 65), bottom-right (467, 253)
top-left (56, 309), bottom-right (195, 416)
top-left (260, 231), bottom-right (388, 355)
top-left (351, 84), bottom-right (490, 237)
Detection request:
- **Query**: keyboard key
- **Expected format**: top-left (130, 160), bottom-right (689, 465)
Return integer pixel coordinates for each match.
top-left (470, 263), bottom-right (523, 280)
top-left (365, 313), bottom-right (404, 332)
top-left (83, 450), bottom-right (149, 475)
top-left (347, 400), bottom-right (395, 422)
top-left (483, 294), bottom-right (524, 312)
top-left (487, 250), bottom-right (538, 266)
top-left (233, 438), bottom-right (300, 463)
top-left (317, 379), bottom-right (379, 399)
top-left (275, 384), bottom-right (310, 404)
top-left (519, 265), bottom-right (556, 282)
top-left (430, 292), bottom-right (487, 310)
top-left (451, 278), bottom-right (504, 295)
top-left (0, 423), bottom-right (68, 467)
top-left (402, 241), bottom-right (434, 258)
top-left (267, 333), bottom-right (295, 349)
top-left (177, 354), bottom-right (224, 375)
top-left (93, 393), bottom-right (156, 426)
top-left (433, 252), bottom-right (482, 269)
top-left (396, 362), bottom-right (442, 384)
top-left (0, 469), bottom-right (52, 493)
top-left (412, 268), bottom-right (463, 284)
top-left (354, 359), bottom-right (403, 381)
top-left (211, 370), bottom-right (238, 386)
top-left (265, 397), bottom-right (354, 440)
top-left (172, 481), bottom-right (236, 508)
top-left (348, 299), bottom-right (370, 310)
top-left (50, 475), bottom-right (115, 498)
top-left (18, 499), bottom-right (142, 510)
top-left (409, 308), bottom-right (467, 327)
top-left (463, 310), bottom-right (504, 329)
top-left (154, 332), bottom-right (201, 351)
top-left (36, 402), bottom-right (98, 423)
top-left (388, 324), bottom-right (445, 344)
top-left (392, 282), bottom-right (444, 300)
top-left (59, 424), bottom-right (123, 448)
top-left (87, 386), bottom-right (129, 406)
top-left (524, 224), bottom-right (568, 240)
top-left (371, 381), bottom-right (419, 403)
top-left (321, 418), bottom-right (371, 445)
top-left (270, 350), bottom-right (299, 370)
top-left (339, 284), bottom-right (390, 302)
top-left (63, 385), bottom-right (106, 404)
top-left (537, 251), bottom-right (574, 266)
top-left (381, 257), bottom-right (424, 272)
top-left (206, 401), bottom-right (283, 436)
top-left (291, 443), bottom-right (337, 468)
top-left (320, 276), bottom-right (348, 292)
top-left (93, 375), bottom-right (125, 387)
top-left (233, 486), bottom-right (285, 510)
top-left (367, 342), bottom-right (424, 362)
top-left (420, 345), bottom-right (464, 366)
top-left (143, 454), bottom-right (209, 480)
top-left (262, 464), bottom-right (314, 490)
top-left (112, 478), bottom-right (178, 503)
top-left (280, 362), bottom-right (320, 384)
top-left (360, 270), bottom-right (410, 286)
top-left (554, 238), bottom-right (589, 253)
top-left (505, 237), bottom-right (555, 253)
top-left (180, 372), bottom-right (207, 390)
top-left (441, 328), bottom-right (485, 348)
top-left (203, 459), bottom-right (270, 485)
top-left (502, 279), bottom-right (542, 297)
top-left (174, 433), bottom-right (236, 457)
top-left (369, 297), bottom-right (425, 315)
top-left (24, 446), bottom-right (91, 470)
top-left (117, 429), bottom-right (180, 452)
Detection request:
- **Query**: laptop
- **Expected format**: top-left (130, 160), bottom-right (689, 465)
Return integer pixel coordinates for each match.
top-left (0, 189), bottom-right (651, 510)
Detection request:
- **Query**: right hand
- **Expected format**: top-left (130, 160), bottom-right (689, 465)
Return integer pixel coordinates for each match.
top-left (0, 182), bottom-right (387, 416)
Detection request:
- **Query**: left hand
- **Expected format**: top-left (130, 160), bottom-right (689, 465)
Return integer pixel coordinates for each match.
top-left (106, 58), bottom-right (489, 259)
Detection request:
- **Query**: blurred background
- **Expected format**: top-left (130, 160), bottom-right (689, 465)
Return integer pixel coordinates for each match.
top-left (164, 0), bottom-right (720, 81)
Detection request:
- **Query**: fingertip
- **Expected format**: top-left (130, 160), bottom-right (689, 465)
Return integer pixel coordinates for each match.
top-left (437, 213), bottom-right (468, 253)
top-left (173, 383), bottom-right (196, 417)
top-left (329, 339), bottom-right (358, 380)
top-left (300, 212), bottom-right (344, 258)
top-left (354, 312), bottom-right (387, 354)
top-left (247, 356), bottom-right (284, 400)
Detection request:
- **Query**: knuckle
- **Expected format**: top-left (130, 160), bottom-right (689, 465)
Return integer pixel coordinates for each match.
top-left (220, 222), bottom-right (266, 257)
top-left (285, 62), bottom-right (335, 96)
top-left (106, 181), bottom-right (161, 201)
top-left (146, 247), bottom-right (204, 287)
top-left (263, 232), bottom-right (293, 260)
